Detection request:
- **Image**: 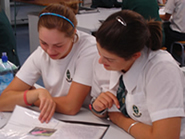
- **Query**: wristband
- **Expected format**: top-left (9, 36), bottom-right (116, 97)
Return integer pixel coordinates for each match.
top-left (127, 122), bottom-right (139, 134)
top-left (23, 90), bottom-right (32, 106)
top-left (89, 97), bottom-right (107, 115)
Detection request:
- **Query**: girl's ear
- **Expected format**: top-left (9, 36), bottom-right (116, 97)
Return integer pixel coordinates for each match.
top-left (132, 52), bottom-right (141, 60)
top-left (74, 29), bottom-right (77, 34)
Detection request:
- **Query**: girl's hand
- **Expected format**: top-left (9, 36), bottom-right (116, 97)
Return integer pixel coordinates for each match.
top-left (93, 91), bottom-right (120, 112)
top-left (37, 88), bottom-right (56, 123)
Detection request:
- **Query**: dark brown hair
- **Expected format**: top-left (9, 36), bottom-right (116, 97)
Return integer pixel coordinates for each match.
top-left (38, 3), bottom-right (77, 38)
top-left (96, 10), bottom-right (162, 60)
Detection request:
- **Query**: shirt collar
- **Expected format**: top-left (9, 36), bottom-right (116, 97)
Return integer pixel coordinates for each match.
top-left (109, 71), bottom-right (122, 90)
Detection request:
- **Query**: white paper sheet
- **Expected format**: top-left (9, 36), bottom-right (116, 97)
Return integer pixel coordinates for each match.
top-left (0, 112), bottom-right (11, 129)
top-left (0, 105), bottom-right (108, 139)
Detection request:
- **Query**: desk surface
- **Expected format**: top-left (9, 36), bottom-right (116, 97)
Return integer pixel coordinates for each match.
top-left (1, 107), bottom-right (134, 139)
top-left (54, 107), bottom-right (134, 139)
top-left (14, 0), bottom-right (81, 6)
top-left (76, 8), bottom-right (121, 33)
top-left (1, 84), bottom-right (133, 138)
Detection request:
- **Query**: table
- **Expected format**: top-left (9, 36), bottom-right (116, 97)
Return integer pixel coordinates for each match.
top-left (0, 84), bottom-right (133, 139)
top-left (76, 7), bottom-right (121, 34)
top-left (13, 0), bottom-right (81, 6)
top-left (12, 0), bottom-right (81, 34)
top-left (13, 0), bottom-right (82, 15)
top-left (28, 7), bottom-right (121, 53)
top-left (1, 106), bottom-right (134, 139)
top-left (54, 107), bottom-right (134, 139)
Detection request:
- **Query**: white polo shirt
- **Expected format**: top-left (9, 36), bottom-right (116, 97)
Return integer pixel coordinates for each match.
top-left (91, 53), bottom-right (112, 97)
top-left (111, 48), bottom-right (185, 138)
top-left (164, 0), bottom-right (185, 33)
top-left (92, 47), bottom-right (185, 138)
top-left (16, 30), bottom-right (97, 97)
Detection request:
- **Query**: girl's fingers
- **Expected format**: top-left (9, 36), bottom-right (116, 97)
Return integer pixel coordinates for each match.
top-left (39, 99), bottom-right (56, 123)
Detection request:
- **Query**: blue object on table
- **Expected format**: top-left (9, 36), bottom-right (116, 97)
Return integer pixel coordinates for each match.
top-left (0, 52), bottom-right (15, 94)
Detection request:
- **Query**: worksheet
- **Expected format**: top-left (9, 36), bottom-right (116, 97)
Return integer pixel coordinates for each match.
top-left (0, 106), bottom-right (108, 139)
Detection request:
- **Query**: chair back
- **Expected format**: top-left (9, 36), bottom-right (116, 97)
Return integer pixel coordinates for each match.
top-left (170, 41), bottom-right (185, 67)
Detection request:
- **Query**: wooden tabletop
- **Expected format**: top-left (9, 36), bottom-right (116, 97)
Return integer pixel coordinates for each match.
top-left (13, 0), bottom-right (81, 6)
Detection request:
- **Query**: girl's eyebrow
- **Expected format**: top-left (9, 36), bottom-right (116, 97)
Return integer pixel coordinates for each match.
top-left (97, 48), bottom-right (115, 61)
top-left (53, 42), bottom-right (63, 45)
top-left (103, 56), bottom-right (115, 61)
top-left (97, 49), bottom-right (115, 61)
top-left (39, 38), bottom-right (63, 45)
top-left (39, 38), bottom-right (45, 43)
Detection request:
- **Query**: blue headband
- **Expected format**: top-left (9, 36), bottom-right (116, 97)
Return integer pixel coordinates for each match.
top-left (40, 12), bottom-right (74, 28)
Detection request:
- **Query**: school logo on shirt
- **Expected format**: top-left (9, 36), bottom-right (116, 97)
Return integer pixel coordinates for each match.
top-left (132, 105), bottom-right (142, 117)
top-left (66, 69), bottom-right (72, 82)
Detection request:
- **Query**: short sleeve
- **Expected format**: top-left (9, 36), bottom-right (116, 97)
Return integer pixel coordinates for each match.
top-left (16, 47), bottom-right (42, 86)
top-left (164, 0), bottom-right (176, 14)
top-left (72, 33), bottom-right (97, 86)
top-left (146, 61), bottom-right (185, 122)
top-left (91, 54), bottom-right (111, 97)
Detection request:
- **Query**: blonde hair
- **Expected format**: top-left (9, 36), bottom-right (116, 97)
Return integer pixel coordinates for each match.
top-left (38, 3), bottom-right (77, 38)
